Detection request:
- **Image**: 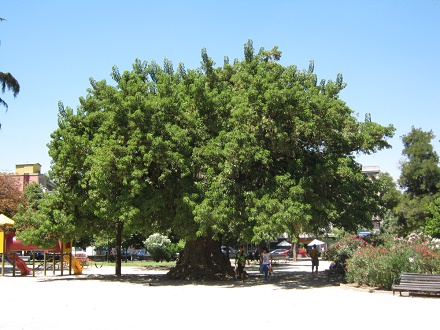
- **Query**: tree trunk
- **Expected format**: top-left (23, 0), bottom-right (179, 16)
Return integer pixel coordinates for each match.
top-left (167, 236), bottom-right (234, 280)
top-left (115, 222), bottom-right (122, 276)
top-left (293, 242), bottom-right (297, 262)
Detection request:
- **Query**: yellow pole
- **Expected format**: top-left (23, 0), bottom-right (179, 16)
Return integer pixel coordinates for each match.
top-left (1, 230), bottom-right (5, 276)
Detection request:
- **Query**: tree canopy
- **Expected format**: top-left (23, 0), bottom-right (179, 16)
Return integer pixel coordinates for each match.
top-left (396, 127), bottom-right (440, 235)
top-left (15, 40), bottom-right (395, 277)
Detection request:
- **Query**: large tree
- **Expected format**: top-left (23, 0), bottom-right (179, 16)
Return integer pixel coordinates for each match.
top-left (18, 41), bottom-right (395, 278)
top-left (396, 127), bottom-right (440, 234)
top-left (0, 17), bottom-right (20, 128)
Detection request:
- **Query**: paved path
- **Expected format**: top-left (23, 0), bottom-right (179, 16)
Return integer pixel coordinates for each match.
top-left (0, 259), bottom-right (438, 330)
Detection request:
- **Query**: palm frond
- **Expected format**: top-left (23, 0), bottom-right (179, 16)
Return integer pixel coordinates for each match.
top-left (0, 72), bottom-right (20, 97)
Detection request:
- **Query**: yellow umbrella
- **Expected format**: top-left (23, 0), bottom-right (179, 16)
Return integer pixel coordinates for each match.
top-left (0, 214), bottom-right (15, 227)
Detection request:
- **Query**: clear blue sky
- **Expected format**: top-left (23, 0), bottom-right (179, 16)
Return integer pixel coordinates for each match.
top-left (1, 1), bottom-right (439, 182)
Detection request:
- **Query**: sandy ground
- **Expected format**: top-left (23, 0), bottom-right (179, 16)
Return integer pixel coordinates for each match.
top-left (1, 259), bottom-right (439, 330)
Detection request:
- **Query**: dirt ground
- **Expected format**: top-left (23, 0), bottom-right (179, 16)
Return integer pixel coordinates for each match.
top-left (1, 259), bottom-right (439, 330)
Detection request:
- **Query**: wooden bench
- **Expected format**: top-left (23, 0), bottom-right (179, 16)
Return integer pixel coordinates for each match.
top-left (392, 272), bottom-right (440, 296)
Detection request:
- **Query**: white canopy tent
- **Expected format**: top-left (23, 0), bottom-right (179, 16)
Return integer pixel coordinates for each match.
top-left (307, 239), bottom-right (325, 246)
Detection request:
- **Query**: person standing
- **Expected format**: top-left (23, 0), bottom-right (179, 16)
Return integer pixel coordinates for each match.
top-left (309, 244), bottom-right (319, 274)
top-left (259, 247), bottom-right (273, 281)
top-left (235, 245), bottom-right (247, 281)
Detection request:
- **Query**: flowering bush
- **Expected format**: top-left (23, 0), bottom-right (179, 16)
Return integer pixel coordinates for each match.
top-left (345, 232), bottom-right (440, 289)
top-left (144, 233), bottom-right (172, 262)
top-left (325, 234), bottom-right (368, 262)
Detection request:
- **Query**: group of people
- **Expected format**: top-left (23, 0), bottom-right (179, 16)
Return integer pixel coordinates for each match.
top-left (234, 246), bottom-right (273, 281)
top-left (234, 243), bottom-right (324, 281)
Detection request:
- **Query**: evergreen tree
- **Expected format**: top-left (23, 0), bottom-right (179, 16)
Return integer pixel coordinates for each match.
top-left (396, 127), bottom-right (440, 234)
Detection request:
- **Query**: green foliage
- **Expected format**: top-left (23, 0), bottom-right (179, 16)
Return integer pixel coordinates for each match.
top-left (399, 128), bottom-right (440, 197)
top-left (344, 233), bottom-right (440, 289)
top-left (37, 40), bottom-right (395, 275)
top-left (169, 239), bottom-right (185, 259)
top-left (22, 182), bottom-right (44, 210)
top-left (375, 172), bottom-right (401, 219)
top-left (396, 127), bottom-right (440, 235)
top-left (144, 233), bottom-right (172, 262)
top-left (14, 189), bottom-right (76, 248)
top-left (425, 198), bottom-right (440, 238)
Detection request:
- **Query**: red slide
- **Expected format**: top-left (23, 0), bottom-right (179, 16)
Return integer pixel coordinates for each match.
top-left (5, 254), bottom-right (32, 275)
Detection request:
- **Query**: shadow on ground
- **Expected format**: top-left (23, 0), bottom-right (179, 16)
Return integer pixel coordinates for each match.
top-left (31, 266), bottom-right (345, 290)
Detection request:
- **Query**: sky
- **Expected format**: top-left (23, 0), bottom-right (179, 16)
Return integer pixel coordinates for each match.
top-left (0, 1), bottom-right (439, 183)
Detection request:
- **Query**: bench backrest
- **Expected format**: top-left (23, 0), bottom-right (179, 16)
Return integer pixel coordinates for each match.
top-left (401, 273), bottom-right (440, 283)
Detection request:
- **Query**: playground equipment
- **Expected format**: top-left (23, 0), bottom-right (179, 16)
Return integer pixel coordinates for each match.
top-left (63, 255), bottom-right (83, 275)
top-left (4, 254), bottom-right (32, 275)
top-left (0, 213), bottom-right (82, 276)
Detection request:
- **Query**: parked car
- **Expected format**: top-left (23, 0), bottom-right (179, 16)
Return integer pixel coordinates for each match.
top-left (132, 249), bottom-right (151, 261)
top-left (270, 249), bottom-right (290, 261)
top-left (28, 251), bottom-right (45, 261)
top-left (121, 250), bottom-right (132, 261)
top-left (221, 246), bottom-right (237, 258)
top-left (73, 252), bottom-right (88, 261)
top-left (108, 250), bottom-right (132, 262)
top-left (270, 249), bottom-right (289, 255)
top-left (47, 253), bottom-right (61, 261)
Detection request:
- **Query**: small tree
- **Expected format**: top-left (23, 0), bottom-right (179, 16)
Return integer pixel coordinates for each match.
top-left (144, 233), bottom-right (172, 262)
top-left (0, 173), bottom-right (23, 217)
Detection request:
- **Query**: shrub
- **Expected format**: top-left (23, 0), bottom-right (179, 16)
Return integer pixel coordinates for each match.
top-left (345, 232), bottom-right (440, 289)
top-left (144, 233), bottom-right (172, 262)
top-left (325, 234), bottom-right (368, 262)
top-left (346, 243), bottom-right (410, 289)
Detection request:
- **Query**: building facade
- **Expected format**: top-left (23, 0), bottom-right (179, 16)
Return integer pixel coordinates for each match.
top-left (4, 163), bottom-right (55, 192)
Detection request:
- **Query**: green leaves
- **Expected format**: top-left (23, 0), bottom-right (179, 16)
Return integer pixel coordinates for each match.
top-left (396, 127), bottom-right (440, 234)
top-left (40, 41), bottom-right (395, 258)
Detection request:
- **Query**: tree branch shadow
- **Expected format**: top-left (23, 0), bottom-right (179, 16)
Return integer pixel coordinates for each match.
top-left (33, 267), bottom-right (344, 290)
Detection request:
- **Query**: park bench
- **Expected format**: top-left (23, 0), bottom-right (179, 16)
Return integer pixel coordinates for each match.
top-left (392, 272), bottom-right (440, 296)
